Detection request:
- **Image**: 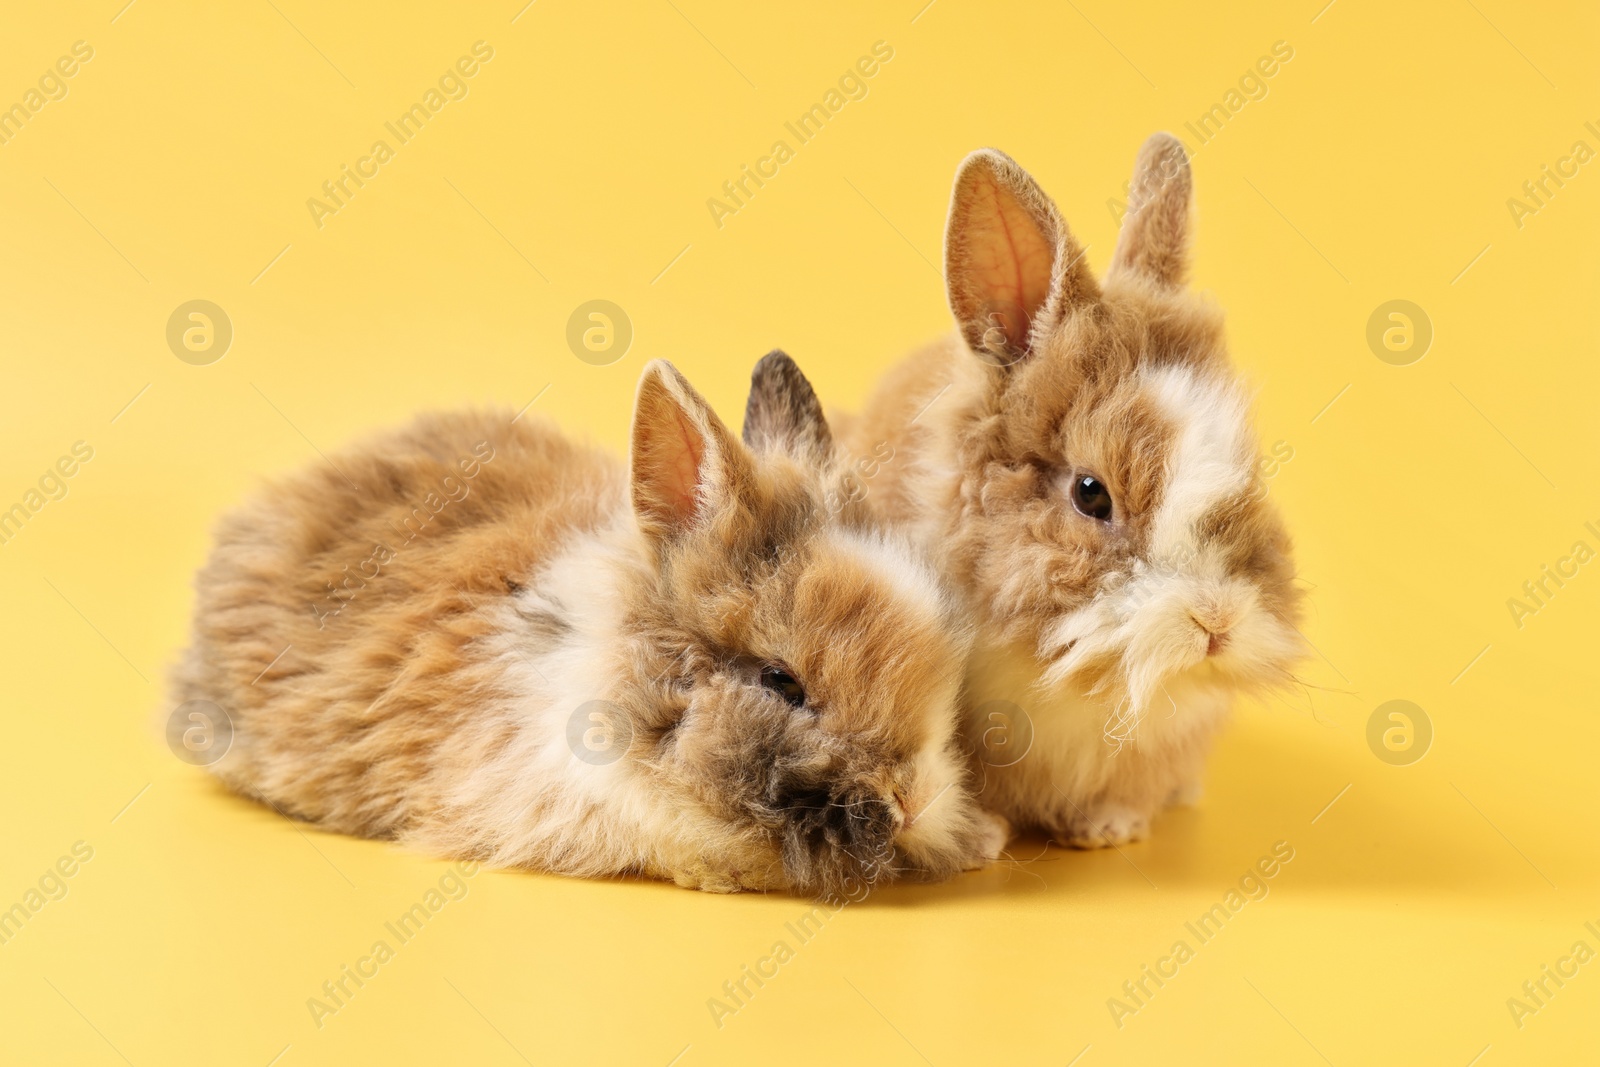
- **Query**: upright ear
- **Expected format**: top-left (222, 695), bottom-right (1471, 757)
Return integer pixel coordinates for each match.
top-left (630, 360), bottom-right (751, 541)
top-left (945, 149), bottom-right (1099, 365)
top-left (742, 349), bottom-right (833, 465)
top-left (1108, 132), bottom-right (1192, 289)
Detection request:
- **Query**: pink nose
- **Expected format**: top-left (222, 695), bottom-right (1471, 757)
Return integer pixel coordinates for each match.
top-left (1191, 612), bottom-right (1231, 655)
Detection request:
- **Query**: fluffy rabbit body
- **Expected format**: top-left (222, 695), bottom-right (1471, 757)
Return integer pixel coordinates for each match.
top-left (840, 135), bottom-right (1305, 847)
top-left (174, 355), bottom-right (1001, 893)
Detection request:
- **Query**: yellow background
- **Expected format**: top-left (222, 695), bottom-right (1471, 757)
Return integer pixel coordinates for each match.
top-left (2, 1), bottom-right (1596, 1063)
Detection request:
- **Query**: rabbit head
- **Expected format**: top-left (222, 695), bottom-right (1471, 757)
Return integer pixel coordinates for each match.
top-left (925, 134), bottom-right (1305, 746)
top-left (620, 355), bottom-right (994, 896)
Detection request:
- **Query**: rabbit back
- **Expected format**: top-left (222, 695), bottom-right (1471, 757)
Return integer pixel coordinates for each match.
top-left (171, 409), bottom-right (624, 838)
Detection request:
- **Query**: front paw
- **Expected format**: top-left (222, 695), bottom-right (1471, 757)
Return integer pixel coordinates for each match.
top-left (964, 810), bottom-right (1013, 869)
top-left (668, 860), bottom-right (749, 893)
top-left (1053, 804), bottom-right (1150, 849)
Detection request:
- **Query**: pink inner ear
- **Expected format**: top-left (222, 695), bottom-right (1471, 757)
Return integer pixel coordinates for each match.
top-left (659, 404), bottom-right (706, 523)
top-left (970, 172), bottom-right (1055, 344)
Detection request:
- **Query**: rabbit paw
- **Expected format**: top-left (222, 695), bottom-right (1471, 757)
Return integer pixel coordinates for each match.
top-left (1053, 804), bottom-right (1150, 849)
top-left (669, 861), bottom-right (747, 893)
top-left (964, 810), bottom-right (1013, 869)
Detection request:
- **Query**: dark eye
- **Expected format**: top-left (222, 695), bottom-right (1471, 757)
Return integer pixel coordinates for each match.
top-left (760, 665), bottom-right (807, 708)
top-left (1070, 473), bottom-right (1113, 521)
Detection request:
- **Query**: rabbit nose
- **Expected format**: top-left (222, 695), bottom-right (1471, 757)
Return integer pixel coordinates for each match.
top-left (1189, 612), bottom-right (1231, 655)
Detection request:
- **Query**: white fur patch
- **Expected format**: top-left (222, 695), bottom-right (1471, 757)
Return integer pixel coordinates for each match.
top-left (1141, 364), bottom-right (1253, 560)
top-left (1027, 366), bottom-right (1305, 746)
top-left (822, 527), bottom-right (954, 630)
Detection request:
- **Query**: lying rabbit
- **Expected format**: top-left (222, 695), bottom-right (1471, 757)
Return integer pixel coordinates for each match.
top-left (173, 353), bottom-right (1004, 893)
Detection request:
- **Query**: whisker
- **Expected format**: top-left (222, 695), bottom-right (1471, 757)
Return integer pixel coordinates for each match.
top-left (992, 852), bottom-right (1050, 888)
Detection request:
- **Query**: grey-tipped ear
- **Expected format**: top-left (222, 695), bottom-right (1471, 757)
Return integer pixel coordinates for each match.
top-left (1108, 132), bottom-right (1192, 289)
top-left (742, 349), bottom-right (833, 464)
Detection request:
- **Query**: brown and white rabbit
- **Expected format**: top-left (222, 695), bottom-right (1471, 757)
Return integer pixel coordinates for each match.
top-left (838, 134), bottom-right (1305, 848)
top-left (172, 353), bottom-right (1005, 894)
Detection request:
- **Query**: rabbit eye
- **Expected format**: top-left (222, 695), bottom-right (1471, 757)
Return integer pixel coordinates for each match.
top-left (760, 665), bottom-right (807, 708)
top-left (1070, 474), bottom-right (1113, 521)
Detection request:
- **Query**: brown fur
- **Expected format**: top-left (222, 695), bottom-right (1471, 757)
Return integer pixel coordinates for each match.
top-left (841, 136), bottom-right (1305, 847)
top-left (174, 358), bottom-right (1003, 894)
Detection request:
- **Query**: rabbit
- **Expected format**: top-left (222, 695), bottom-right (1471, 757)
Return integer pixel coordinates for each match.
top-left (836, 134), bottom-right (1306, 848)
top-left (171, 353), bottom-right (1007, 894)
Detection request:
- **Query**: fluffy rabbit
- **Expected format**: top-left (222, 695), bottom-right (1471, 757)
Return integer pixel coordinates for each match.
top-left (838, 134), bottom-right (1305, 848)
top-left (173, 354), bottom-right (1004, 893)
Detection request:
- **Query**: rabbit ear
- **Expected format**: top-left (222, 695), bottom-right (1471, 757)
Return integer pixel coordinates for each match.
top-left (1108, 132), bottom-right (1192, 289)
top-left (742, 349), bottom-right (833, 464)
top-left (945, 149), bottom-right (1098, 366)
top-left (630, 360), bottom-right (751, 541)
